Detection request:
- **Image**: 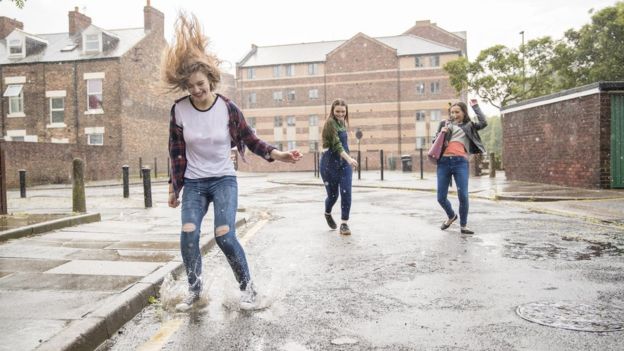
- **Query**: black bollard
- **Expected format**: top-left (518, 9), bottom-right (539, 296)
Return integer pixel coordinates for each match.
top-left (357, 151), bottom-right (361, 180)
top-left (313, 151), bottom-right (318, 177)
top-left (489, 152), bottom-right (496, 178)
top-left (122, 165), bottom-right (129, 198)
top-left (19, 169), bottom-right (26, 198)
top-left (154, 158), bottom-right (158, 179)
top-left (419, 148), bottom-right (424, 180)
top-left (142, 167), bottom-right (152, 208)
top-left (380, 150), bottom-right (384, 181)
top-left (365, 157), bottom-right (368, 171)
top-left (72, 159), bottom-right (86, 213)
top-left (139, 157), bottom-right (143, 179)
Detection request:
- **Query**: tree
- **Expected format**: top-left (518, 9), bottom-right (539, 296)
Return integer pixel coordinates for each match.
top-left (7, 0), bottom-right (26, 8)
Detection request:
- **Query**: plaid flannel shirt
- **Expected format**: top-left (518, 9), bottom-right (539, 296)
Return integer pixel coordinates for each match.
top-left (168, 94), bottom-right (276, 198)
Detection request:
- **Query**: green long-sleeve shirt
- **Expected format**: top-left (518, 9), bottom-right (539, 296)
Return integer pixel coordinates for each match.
top-left (322, 118), bottom-right (346, 154)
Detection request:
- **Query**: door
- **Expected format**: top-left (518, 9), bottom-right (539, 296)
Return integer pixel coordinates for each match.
top-left (611, 95), bottom-right (624, 188)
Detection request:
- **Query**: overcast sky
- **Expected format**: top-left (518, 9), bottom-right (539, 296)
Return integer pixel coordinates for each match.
top-left (1, 0), bottom-right (616, 114)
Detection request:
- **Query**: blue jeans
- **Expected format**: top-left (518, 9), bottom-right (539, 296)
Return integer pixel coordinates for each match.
top-left (180, 176), bottom-right (250, 293)
top-left (320, 152), bottom-right (352, 221)
top-left (436, 156), bottom-right (469, 227)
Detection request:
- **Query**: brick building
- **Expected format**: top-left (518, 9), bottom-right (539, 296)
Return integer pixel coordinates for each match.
top-left (0, 1), bottom-right (172, 186)
top-left (235, 20), bottom-right (466, 172)
top-left (501, 81), bottom-right (624, 189)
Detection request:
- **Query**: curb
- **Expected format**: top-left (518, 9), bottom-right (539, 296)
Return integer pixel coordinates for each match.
top-left (35, 216), bottom-right (248, 351)
top-left (0, 212), bottom-right (101, 242)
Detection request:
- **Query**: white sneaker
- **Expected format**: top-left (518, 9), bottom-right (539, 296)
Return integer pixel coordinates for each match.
top-left (240, 282), bottom-right (257, 310)
top-left (175, 291), bottom-right (200, 312)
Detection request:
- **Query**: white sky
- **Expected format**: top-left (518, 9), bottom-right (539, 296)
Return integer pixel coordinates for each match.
top-left (0, 0), bottom-right (616, 115)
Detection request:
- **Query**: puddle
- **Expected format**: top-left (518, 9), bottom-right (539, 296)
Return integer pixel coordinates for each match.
top-left (0, 213), bottom-right (69, 231)
top-left (517, 301), bottom-right (624, 332)
top-left (504, 239), bottom-right (623, 261)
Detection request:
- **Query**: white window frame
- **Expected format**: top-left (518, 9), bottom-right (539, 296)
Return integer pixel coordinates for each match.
top-left (273, 91), bottom-right (283, 101)
top-left (49, 97), bottom-right (65, 126)
top-left (287, 116), bottom-right (296, 127)
top-left (308, 63), bottom-right (318, 75)
top-left (416, 82), bottom-right (425, 95)
top-left (274, 116), bottom-right (283, 127)
top-left (247, 92), bottom-right (256, 105)
top-left (430, 55), bottom-right (440, 67)
top-left (84, 33), bottom-right (101, 53)
top-left (415, 56), bottom-right (424, 68)
top-left (8, 38), bottom-right (24, 57)
top-left (85, 127), bottom-right (105, 146)
top-left (4, 84), bottom-right (24, 117)
top-left (430, 81), bottom-right (440, 94)
top-left (285, 64), bottom-right (294, 77)
top-left (287, 141), bottom-right (297, 150)
top-left (247, 67), bottom-right (255, 79)
top-left (273, 65), bottom-right (281, 77)
top-left (287, 90), bottom-right (296, 101)
top-left (86, 78), bottom-right (103, 113)
top-left (416, 111), bottom-right (426, 121)
top-left (309, 115), bottom-right (318, 126)
top-left (308, 89), bottom-right (319, 99)
top-left (6, 129), bottom-right (37, 142)
top-left (430, 110), bottom-right (441, 121)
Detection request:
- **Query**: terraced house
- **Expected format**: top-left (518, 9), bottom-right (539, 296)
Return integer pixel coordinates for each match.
top-left (0, 1), bottom-right (172, 186)
top-left (235, 20), bottom-right (467, 171)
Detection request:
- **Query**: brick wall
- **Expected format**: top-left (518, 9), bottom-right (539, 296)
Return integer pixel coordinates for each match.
top-left (502, 93), bottom-right (609, 188)
top-left (1, 141), bottom-right (121, 188)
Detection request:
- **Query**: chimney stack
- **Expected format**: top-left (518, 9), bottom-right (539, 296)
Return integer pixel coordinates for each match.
top-left (0, 17), bottom-right (24, 39)
top-left (144, 0), bottom-right (164, 35)
top-left (68, 6), bottom-right (91, 35)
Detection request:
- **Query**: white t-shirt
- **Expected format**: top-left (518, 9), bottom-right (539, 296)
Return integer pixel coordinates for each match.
top-left (174, 96), bottom-right (236, 178)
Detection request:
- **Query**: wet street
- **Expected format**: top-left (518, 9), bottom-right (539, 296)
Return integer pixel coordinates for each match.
top-left (100, 177), bottom-right (624, 350)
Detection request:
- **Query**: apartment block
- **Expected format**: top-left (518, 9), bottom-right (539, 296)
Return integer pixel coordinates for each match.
top-left (235, 20), bottom-right (466, 171)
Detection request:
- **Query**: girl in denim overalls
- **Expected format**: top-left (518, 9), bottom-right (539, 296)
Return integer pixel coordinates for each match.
top-left (320, 99), bottom-right (358, 235)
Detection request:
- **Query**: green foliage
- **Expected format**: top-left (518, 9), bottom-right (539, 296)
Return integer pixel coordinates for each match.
top-left (9, 0), bottom-right (26, 8)
top-left (444, 1), bottom-right (624, 108)
top-left (479, 116), bottom-right (502, 160)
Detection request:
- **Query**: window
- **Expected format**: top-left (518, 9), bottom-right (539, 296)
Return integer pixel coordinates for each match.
top-left (416, 82), bottom-right (425, 95)
top-left (308, 89), bottom-right (319, 99)
top-left (85, 34), bottom-right (100, 52)
top-left (430, 81), bottom-right (440, 94)
top-left (285, 64), bottom-right (294, 76)
top-left (50, 97), bottom-right (65, 124)
top-left (247, 92), bottom-right (256, 105)
top-left (430, 55), bottom-right (440, 67)
top-left (309, 140), bottom-right (319, 152)
top-left (12, 136), bottom-right (25, 142)
top-left (87, 79), bottom-right (103, 111)
top-left (247, 117), bottom-right (256, 129)
top-left (3, 84), bottom-right (24, 115)
top-left (87, 133), bottom-right (104, 145)
top-left (287, 90), bottom-right (296, 101)
top-left (275, 142), bottom-right (283, 151)
top-left (287, 141), bottom-right (297, 150)
top-left (287, 116), bottom-right (296, 126)
top-left (274, 116), bottom-right (283, 127)
top-left (415, 56), bottom-right (424, 68)
top-left (273, 91), bottom-right (283, 101)
top-left (416, 111), bottom-right (426, 121)
top-left (416, 137), bottom-right (426, 149)
top-left (8, 39), bottom-right (23, 56)
top-left (308, 63), bottom-right (318, 75)
top-left (309, 115), bottom-right (319, 126)
top-left (430, 110), bottom-right (441, 121)
top-left (273, 65), bottom-right (281, 77)
top-left (247, 67), bottom-right (255, 79)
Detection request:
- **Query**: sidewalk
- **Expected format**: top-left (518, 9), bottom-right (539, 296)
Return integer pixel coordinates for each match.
top-left (0, 171), bottom-right (623, 351)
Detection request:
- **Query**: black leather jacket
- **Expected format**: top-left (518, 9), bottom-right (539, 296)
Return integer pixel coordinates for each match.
top-left (435, 104), bottom-right (488, 155)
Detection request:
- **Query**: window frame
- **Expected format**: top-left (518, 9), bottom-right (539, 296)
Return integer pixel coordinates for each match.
top-left (49, 97), bottom-right (65, 124)
top-left (86, 78), bottom-right (103, 112)
top-left (87, 133), bottom-right (104, 145)
top-left (8, 38), bottom-right (24, 57)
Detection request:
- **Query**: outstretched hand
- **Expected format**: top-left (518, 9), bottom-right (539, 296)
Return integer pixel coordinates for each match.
top-left (272, 149), bottom-right (303, 163)
top-left (470, 98), bottom-right (478, 106)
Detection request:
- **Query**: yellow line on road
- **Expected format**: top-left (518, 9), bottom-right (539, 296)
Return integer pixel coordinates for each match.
top-left (136, 318), bottom-right (184, 351)
top-left (239, 218), bottom-right (269, 245)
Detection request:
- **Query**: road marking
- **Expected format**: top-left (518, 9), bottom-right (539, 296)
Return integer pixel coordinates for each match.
top-left (240, 218), bottom-right (269, 245)
top-left (136, 318), bottom-right (184, 351)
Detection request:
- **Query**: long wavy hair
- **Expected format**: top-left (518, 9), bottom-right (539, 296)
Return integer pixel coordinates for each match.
top-left (161, 12), bottom-right (221, 92)
top-left (322, 99), bottom-right (349, 142)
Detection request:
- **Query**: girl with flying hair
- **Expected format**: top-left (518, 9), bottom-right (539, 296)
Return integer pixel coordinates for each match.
top-left (163, 13), bottom-right (302, 311)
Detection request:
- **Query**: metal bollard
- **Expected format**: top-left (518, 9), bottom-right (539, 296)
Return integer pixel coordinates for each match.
top-left (419, 148), bottom-right (424, 180)
top-left (72, 159), bottom-right (86, 213)
top-left (380, 150), bottom-right (384, 181)
top-left (489, 152), bottom-right (496, 178)
top-left (154, 158), bottom-right (158, 179)
top-left (122, 165), bottom-right (129, 198)
top-left (142, 167), bottom-right (152, 208)
top-left (139, 157), bottom-right (143, 179)
top-left (19, 169), bottom-right (26, 198)
top-left (357, 151), bottom-right (361, 180)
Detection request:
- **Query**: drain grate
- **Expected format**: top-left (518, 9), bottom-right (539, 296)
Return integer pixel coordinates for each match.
top-left (516, 301), bottom-right (624, 332)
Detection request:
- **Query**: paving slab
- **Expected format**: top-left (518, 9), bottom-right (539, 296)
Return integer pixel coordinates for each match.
top-left (0, 272), bottom-right (139, 291)
top-left (0, 290), bottom-right (113, 319)
top-left (0, 319), bottom-right (67, 351)
top-left (45, 260), bottom-right (162, 276)
top-left (65, 249), bottom-right (178, 262)
top-left (0, 258), bottom-right (68, 273)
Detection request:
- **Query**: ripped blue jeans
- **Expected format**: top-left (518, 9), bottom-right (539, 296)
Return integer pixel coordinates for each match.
top-left (180, 176), bottom-right (250, 293)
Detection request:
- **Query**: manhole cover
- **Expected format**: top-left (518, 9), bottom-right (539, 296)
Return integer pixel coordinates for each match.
top-left (516, 301), bottom-right (624, 332)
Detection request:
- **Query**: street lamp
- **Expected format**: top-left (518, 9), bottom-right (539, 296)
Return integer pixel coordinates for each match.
top-left (355, 128), bottom-right (363, 180)
top-left (520, 30), bottom-right (526, 94)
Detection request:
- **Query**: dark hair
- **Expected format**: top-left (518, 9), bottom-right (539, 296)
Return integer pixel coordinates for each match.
top-left (450, 101), bottom-right (470, 123)
top-left (322, 98), bottom-right (349, 142)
